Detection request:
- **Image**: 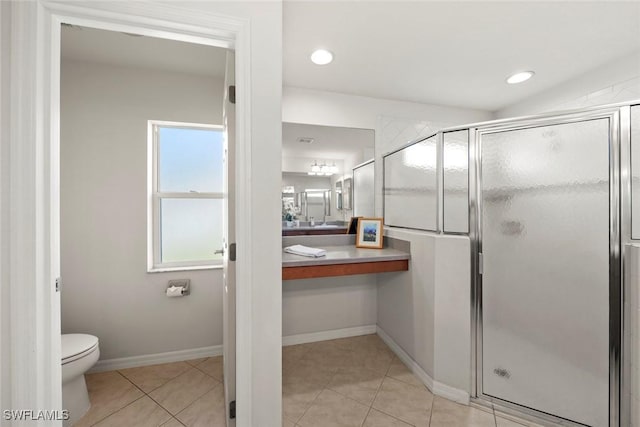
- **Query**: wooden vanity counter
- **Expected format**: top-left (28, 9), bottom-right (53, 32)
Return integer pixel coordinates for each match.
top-left (282, 235), bottom-right (410, 280)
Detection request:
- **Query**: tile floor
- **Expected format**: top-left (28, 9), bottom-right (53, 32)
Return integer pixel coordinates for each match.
top-left (282, 335), bottom-right (539, 427)
top-left (75, 356), bottom-right (224, 427)
top-left (76, 334), bottom-right (540, 427)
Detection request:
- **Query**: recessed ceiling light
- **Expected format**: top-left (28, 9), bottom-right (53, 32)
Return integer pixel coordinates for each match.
top-left (310, 49), bottom-right (333, 65)
top-left (506, 71), bottom-right (535, 84)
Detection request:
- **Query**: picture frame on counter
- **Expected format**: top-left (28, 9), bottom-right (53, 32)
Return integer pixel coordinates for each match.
top-left (356, 217), bottom-right (384, 249)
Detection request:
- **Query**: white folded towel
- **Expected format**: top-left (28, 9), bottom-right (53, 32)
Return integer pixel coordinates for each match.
top-left (284, 244), bottom-right (327, 258)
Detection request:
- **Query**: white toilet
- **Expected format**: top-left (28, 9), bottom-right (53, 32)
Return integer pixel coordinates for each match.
top-left (62, 334), bottom-right (100, 427)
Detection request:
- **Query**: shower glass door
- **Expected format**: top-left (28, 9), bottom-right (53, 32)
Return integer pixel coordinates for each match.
top-left (479, 118), bottom-right (612, 426)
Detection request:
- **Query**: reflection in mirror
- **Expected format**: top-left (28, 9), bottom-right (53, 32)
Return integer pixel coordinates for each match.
top-left (282, 122), bottom-right (374, 230)
top-left (335, 180), bottom-right (343, 210)
top-left (353, 160), bottom-right (375, 217)
top-left (343, 177), bottom-right (353, 210)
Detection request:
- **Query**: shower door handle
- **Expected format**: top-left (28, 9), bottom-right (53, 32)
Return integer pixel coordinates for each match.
top-left (478, 253), bottom-right (483, 275)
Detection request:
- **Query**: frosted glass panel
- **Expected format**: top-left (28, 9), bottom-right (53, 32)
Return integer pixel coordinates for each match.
top-left (481, 119), bottom-right (610, 427)
top-left (159, 126), bottom-right (224, 193)
top-left (384, 136), bottom-right (437, 230)
top-left (632, 105), bottom-right (640, 239)
top-left (443, 130), bottom-right (469, 233)
top-left (353, 161), bottom-right (375, 217)
top-left (160, 198), bottom-right (222, 263)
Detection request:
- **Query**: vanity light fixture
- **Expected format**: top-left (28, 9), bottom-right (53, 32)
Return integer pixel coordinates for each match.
top-left (308, 161), bottom-right (336, 176)
top-left (506, 71), bottom-right (535, 84)
top-left (311, 49), bottom-right (334, 65)
top-left (308, 161), bottom-right (319, 175)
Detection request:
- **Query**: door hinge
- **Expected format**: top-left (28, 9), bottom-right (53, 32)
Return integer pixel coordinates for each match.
top-left (478, 253), bottom-right (484, 275)
top-left (229, 85), bottom-right (236, 104)
top-left (229, 243), bottom-right (237, 262)
top-left (55, 277), bottom-right (61, 292)
top-left (229, 400), bottom-right (236, 419)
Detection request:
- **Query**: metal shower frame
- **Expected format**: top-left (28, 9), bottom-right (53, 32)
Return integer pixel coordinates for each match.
top-left (381, 100), bottom-right (639, 426)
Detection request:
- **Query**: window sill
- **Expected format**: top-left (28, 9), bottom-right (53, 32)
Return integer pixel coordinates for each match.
top-left (147, 264), bottom-right (223, 273)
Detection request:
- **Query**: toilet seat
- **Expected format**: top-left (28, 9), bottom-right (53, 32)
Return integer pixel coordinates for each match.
top-left (62, 334), bottom-right (99, 365)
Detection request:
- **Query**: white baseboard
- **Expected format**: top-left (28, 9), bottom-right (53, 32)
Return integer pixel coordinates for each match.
top-left (376, 326), bottom-right (435, 391)
top-left (376, 326), bottom-right (469, 405)
top-left (90, 325), bottom-right (377, 373)
top-left (283, 324), bottom-right (377, 346)
top-left (432, 379), bottom-right (470, 405)
top-left (89, 345), bottom-right (222, 373)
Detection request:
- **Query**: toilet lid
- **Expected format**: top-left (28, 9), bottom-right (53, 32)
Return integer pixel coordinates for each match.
top-left (62, 334), bottom-right (99, 361)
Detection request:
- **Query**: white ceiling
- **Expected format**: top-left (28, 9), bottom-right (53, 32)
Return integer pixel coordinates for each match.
top-left (62, 3), bottom-right (640, 114)
top-left (284, 1), bottom-right (640, 112)
top-left (61, 25), bottom-right (227, 78)
top-left (282, 122), bottom-right (374, 160)
top-left (61, 3), bottom-right (640, 158)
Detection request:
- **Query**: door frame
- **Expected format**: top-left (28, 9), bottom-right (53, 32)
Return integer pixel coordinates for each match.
top-left (6, 1), bottom-right (253, 424)
top-left (469, 106), bottom-right (625, 426)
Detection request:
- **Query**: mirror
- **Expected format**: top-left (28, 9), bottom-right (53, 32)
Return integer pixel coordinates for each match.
top-left (282, 122), bottom-right (374, 230)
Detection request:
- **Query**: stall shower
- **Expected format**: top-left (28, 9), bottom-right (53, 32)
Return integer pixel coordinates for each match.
top-left (383, 101), bottom-right (640, 426)
top-left (476, 116), bottom-right (614, 427)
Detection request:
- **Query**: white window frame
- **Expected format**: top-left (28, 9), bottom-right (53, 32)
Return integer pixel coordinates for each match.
top-left (147, 120), bottom-right (224, 272)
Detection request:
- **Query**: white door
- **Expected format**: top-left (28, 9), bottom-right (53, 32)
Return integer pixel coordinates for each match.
top-left (222, 50), bottom-right (236, 427)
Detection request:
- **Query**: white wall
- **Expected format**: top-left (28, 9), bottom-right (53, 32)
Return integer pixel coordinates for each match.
top-left (283, 86), bottom-right (492, 130)
top-left (377, 229), bottom-right (471, 400)
top-left (194, 4), bottom-right (283, 426)
top-left (433, 236), bottom-right (470, 395)
top-left (496, 52), bottom-right (640, 118)
top-left (377, 230), bottom-right (436, 377)
top-left (283, 275), bottom-right (377, 338)
top-left (61, 59), bottom-right (225, 360)
top-left (0, 0), bottom-right (11, 413)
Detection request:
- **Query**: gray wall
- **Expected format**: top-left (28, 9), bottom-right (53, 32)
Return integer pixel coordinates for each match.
top-left (283, 275), bottom-right (377, 337)
top-left (377, 230), bottom-right (436, 376)
top-left (61, 59), bottom-right (224, 360)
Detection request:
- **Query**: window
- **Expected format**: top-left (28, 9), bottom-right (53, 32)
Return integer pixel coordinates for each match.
top-left (148, 121), bottom-right (224, 271)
